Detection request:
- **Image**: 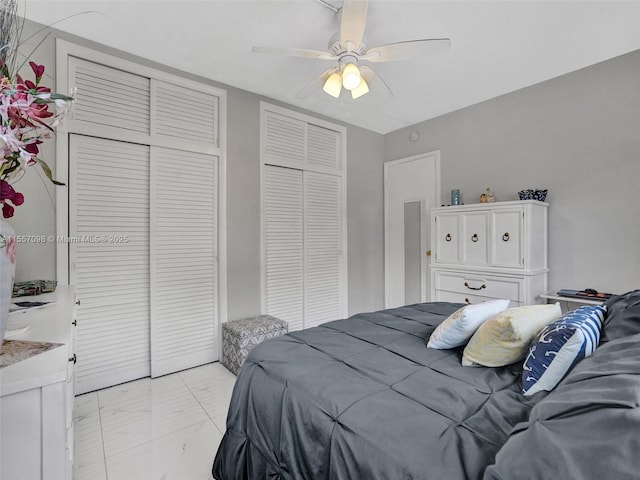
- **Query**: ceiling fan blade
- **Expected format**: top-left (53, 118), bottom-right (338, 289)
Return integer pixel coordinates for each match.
top-left (359, 65), bottom-right (392, 99)
top-left (340, 0), bottom-right (368, 51)
top-left (362, 38), bottom-right (451, 62)
top-left (252, 46), bottom-right (337, 61)
top-left (296, 67), bottom-right (337, 99)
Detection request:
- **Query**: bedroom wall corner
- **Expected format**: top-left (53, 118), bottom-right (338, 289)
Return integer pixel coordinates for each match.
top-left (346, 126), bottom-right (386, 316)
top-left (224, 88), bottom-right (263, 322)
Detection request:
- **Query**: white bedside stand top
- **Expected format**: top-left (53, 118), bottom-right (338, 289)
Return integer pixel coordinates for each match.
top-left (1, 286), bottom-right (76, 397)
top-left (540, 291), bottom-right (607, 306)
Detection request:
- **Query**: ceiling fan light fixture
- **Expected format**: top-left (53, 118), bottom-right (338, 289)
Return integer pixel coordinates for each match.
top-left (322, 72), bottom-right (343, 98)
top-left (351, 76), bottom-right (369, 99)
top-left (341, 62), bottom-right (361, 90)
top-left (254, 0), bottom-right (452, 101)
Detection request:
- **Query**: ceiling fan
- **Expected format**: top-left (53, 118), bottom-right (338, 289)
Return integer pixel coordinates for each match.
top-left (252, 0), bottom-right (451, 100)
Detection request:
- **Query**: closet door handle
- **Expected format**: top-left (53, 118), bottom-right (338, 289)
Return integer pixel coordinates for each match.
top-left (445, 233), bottom-right (452, 242)
top-left (471, 233), bottom-right (478, 242)
top-left (69, 353), bottom-right (77, 364)
top-left (464, 282), bottom-right (486, 291)
top-left (502, 232), bottom-right (510, 242)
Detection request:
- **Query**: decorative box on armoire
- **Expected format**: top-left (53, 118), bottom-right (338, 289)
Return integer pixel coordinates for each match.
top-left (221, 315), bottom-right (288, 375)
top-left (429, 200), bottom-right (548, 307)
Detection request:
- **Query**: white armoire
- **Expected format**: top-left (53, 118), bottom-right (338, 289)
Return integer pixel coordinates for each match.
top-left (429, 200), bottom-right (548, 306)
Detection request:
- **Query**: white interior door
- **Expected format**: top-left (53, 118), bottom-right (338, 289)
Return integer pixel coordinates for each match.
top-left (70, 135), bottom-right (151, 394)
top-left (263, 165), bottom-right (345, 331)
top-left (61, 45), bottom-right (225, 394)
top-left (263, 165), bottom-right (305, 331)
top-left (261, 104), bottom-right (347, 330)
top-left (303, 171), bottom-right (344, 327)
top-left (384, 152), bottom-right (440, 308)
top-left (150, 147), bottom-right (219, 377)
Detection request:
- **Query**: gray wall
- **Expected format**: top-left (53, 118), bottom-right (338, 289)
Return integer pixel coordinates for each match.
top-left (347, 126), bottom-right (386, 313)
top-left (9, 20), bottom-right (58, 283)
top-left (12, 21), bottom-right (386, 320)
top-left (385, 50), bottom-right (640, 296)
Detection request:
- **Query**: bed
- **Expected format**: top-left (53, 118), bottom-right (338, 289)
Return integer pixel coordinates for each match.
top-left (213, 290), bottom-right (640, 480)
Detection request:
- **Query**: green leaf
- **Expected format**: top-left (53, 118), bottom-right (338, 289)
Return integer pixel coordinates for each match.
top-left (34, 157), bottom-right (65, 186)
top-left (49, 93), bottom-right (75, 101)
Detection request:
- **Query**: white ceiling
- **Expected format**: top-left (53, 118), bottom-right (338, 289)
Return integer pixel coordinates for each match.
top-left (20, 0), bottom-right (640, 134)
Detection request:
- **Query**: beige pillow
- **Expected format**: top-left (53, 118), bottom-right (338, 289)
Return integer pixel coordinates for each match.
top-left (461, 303), bottom-right (562, 367)
top-left (427, 299), bottom-right (510, 349)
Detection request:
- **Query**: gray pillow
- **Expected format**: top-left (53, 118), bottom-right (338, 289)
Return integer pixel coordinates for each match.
top-left (600, 289), bottom-right (640, 344)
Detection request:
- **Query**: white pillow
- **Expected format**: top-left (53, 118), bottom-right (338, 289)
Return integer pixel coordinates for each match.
top-left (461, 303), bottom-right (562, 367)
top-left (427, 299), bottom-right (510, 349)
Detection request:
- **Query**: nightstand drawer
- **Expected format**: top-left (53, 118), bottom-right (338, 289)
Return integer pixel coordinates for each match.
top-left (434, 271), bottom-right (523, 302)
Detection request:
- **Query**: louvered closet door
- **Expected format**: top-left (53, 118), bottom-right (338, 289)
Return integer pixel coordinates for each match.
top-left (263, 165), bottom-right (304, 331)
top-left (70, 135), bottom-right (150, 394)
top-left (263, 111), bottom-right (306, 164)
top-left (69, 57), bottom-right (150, 134)
top-left (304, 172), bottom-right (343, 327)
top-left (307, 124), bottom-right (341, 170)
top-left (150, 147), bottom-right (218, 377)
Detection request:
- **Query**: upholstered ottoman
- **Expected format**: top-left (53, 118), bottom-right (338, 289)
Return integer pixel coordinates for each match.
top-left (221, 315), bottom-right (288, 375)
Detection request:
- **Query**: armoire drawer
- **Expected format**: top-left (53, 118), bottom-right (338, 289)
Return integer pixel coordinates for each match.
top-left (433, 271), bottom-right (523, 302)
top-left (434, 289), bottom-right (521, 307)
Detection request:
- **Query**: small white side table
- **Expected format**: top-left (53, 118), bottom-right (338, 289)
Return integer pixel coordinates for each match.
top-left (540, 291), bottom-right (606, 313)
top-left (1, 287), bottom-right (77, 480)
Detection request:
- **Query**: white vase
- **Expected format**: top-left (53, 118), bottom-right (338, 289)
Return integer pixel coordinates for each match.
top-left (0, 217), bottom-right (16, 352)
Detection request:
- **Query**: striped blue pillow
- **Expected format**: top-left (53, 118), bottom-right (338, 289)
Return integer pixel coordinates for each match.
top-left (522, 305), bottom-right (606, 396)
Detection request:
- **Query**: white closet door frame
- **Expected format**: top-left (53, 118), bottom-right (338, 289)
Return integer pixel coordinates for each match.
top-left (259, 103), bottom-right (348, 325)
top-left (420, 199), bottom-right (430, 302)
top-left (384, 152), bottom-right (441, 308)
top-left (55, 40), bottom-right (228, 328)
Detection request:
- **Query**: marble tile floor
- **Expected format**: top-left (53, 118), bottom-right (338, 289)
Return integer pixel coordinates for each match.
top-left (73, 362), bottom-right (236, 480)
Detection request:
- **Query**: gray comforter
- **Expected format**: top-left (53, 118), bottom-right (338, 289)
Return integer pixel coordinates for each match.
top-left (485, 290), bottom-right (640, 480)
top-left (213, 302), bottom-right (541, 479)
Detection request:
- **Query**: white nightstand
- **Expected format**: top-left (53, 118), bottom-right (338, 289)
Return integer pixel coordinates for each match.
top-left (1, 286), bottom-right (77, 480)
top-left (540, 291), bottom-right (606, 313)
